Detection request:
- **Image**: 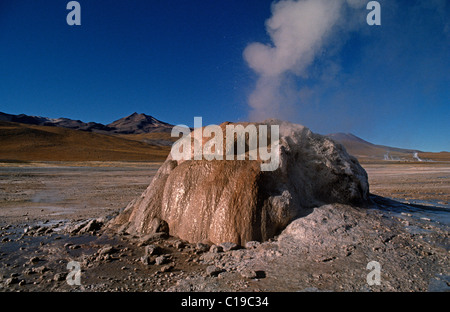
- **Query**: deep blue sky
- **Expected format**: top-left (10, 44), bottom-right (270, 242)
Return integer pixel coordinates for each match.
top-left (0, 0), bottom-right (449, 152)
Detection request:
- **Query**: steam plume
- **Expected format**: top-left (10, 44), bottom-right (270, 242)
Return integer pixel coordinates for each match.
top-left (244, 0), bottom-right (365, 121)
top-left (413, 152), bottom-right (423, 162)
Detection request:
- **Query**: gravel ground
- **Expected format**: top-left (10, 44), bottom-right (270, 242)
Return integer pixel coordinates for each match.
top-left (0, 162), bottom-right (448, 292)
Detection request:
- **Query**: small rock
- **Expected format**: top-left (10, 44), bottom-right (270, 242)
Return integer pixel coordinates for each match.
top-left (145, 244), bottom-right (161, 256)
top-left (32, 266), bottom-right (49, 274)
top-left (18, 280), bottom-right (26, 286)
top-left (24, 225), bottom-right (34, 234)
top-left (98, 245), bottom-right (117, 255)
top-left (155, 255), bottom-right (170, 265)
top-left (5, 277), bottom-right (19, 285)
top-left (97, 254), bottom-right (112, 262)
top-left (206, 266), bottom-right (223, 277)
top-left (29, 256), bottom-right (40, 264)
top-left (23, 268), bottom-right (34, 275)
top-left (78, 219), bottom-right (103, 234)
top-left (220, 242), bottom-right (239, 252)
top-left (140, 255), bottom-right (151, 265)
top-left (160, 265), bottom-right (174, 273)
top-left (200, 252), bottom-right (221, 263)
top-left (10, 273), bottom-right (19, 278)
top-left (209, 245), bottom-right (223, 253)
top-left (67, 221), bottom-right (89, 235)
top-left (174, 240), bottom-right (185, 249)
top-left (35, 227), bottom-right (47, 235)
top-left (240, 269), bottom-right (258, 279)
top-left (53, 273), bottom-right (67, 281)
top-left (139, 233), bottom-right (168, 245)
top-left (196, 243), bottom-right (210, 253)
top-left (245, 241), bottom-right (261, 249)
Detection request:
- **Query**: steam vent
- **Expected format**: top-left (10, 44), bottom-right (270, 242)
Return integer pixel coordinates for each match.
top-left (109, 121), bottom-right (370, 245)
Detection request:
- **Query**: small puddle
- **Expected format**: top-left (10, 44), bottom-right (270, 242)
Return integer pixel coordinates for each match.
top-left (428, 274), bottom-right (450, 292)
top-left (371, 195), bottom-right (450, 225)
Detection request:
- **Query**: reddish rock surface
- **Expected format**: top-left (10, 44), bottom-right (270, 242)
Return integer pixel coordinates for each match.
top-left (109, 121), bottom-right (370, 245)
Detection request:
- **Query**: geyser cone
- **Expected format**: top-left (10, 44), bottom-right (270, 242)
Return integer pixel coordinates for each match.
top-left (109, 121), bottom-right (370, 245)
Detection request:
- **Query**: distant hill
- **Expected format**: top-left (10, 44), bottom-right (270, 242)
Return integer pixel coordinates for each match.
top-left (107, 112), bottom-right (173, 134)
top-left (418, 152), bottom-right (450, 162)
top-left (0, 111), bottom-right (111, 132)
top-left (327, 133), bottom-right (449, 162)
top-left (0, 112), bottom-right (174, 135)
top-left (0, 121), bottom-right (170, 162)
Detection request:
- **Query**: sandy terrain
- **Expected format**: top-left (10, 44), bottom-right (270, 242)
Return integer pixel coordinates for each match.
top-left (0, 161), bottom-right (448, 292)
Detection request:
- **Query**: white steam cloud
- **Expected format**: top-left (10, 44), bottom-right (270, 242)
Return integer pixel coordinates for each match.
top-left (244, 0), bottom-right (366, 121)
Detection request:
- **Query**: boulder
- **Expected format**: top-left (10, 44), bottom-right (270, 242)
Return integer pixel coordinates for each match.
top-left (109, 121), bottom-right (370, 245)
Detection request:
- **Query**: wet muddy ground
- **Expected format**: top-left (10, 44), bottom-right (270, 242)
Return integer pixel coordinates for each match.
top-left (0, 161), bottom-right (449, 292)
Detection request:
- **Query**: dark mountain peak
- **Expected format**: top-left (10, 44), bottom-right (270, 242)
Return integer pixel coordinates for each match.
top-left (0, 111), bottom-right (49, 125)
top-left (117, 112), bottom-right (159, 123)
top-left (107, 113), bottom-right (173, 134)
top-left (127, 112), bottom-right (141, 119)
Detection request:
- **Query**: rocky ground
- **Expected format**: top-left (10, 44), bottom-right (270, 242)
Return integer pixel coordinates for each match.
top-left (0, 162), bottom-right (449, 292)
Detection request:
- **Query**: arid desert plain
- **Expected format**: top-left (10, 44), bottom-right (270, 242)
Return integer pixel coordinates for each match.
top-left (0, 160), bottom-right (448, 292)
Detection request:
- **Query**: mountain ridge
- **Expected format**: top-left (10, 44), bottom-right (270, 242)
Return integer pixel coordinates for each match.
top-left (0, 111), bottom-right (174, 135)
top-left (1, 111), bottom-right (448, 162)
top-left (325, 132), bottom-right (448, 162)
